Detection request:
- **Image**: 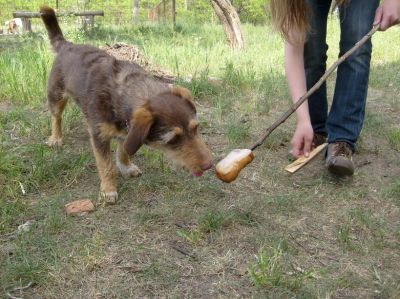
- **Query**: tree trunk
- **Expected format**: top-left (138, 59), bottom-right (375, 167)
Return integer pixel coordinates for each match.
top-left (172, 0), bottom-right (176, 31)
top-left (185, 0), bottom-right (191, 10)
top-left (132, 0), bottom-right (139, 23)
top-left (210, 0), bottom-right (244, 50)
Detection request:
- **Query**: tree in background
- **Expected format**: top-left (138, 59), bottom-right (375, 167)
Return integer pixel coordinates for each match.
top-left (210, 0), bottom-right (244, 50)
top-left (233, 0), bottom-right (268, 24)
top-left (133, 0), bottom-right (139, 23)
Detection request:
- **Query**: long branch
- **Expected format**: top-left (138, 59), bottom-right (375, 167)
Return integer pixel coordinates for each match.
top-left (250, 24), bottom-right (379, 151)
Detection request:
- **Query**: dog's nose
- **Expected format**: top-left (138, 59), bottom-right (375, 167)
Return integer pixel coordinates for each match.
top-left (201, 162), bottom-right (213, 171)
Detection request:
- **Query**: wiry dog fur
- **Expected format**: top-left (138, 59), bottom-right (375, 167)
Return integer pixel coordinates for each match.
top-left (40, 6), bottom-right (213, 203)
top-left (4, 18), bottom-right (23, 34)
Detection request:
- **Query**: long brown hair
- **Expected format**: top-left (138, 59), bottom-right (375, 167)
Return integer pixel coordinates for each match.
top-left (270, 0), bottom-right (348, 43)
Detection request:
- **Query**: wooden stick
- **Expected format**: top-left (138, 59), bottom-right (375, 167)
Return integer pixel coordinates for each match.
top-left (250, 24), bottom-right (379, 151)
top-left (285, 143), bottom-right (328, 174)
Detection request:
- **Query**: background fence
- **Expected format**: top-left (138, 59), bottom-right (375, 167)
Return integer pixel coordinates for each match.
top-left (0, 0), bottom-right (215, 28)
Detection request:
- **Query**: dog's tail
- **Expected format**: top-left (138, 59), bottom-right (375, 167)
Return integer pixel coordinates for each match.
top-left (40, 6), bottom-right (66, 52)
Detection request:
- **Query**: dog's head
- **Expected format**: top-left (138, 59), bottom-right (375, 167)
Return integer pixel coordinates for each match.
top-left (124, 86), bottom-right (213, 176)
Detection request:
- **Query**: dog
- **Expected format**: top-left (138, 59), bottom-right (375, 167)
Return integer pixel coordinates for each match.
top-left (4, 18), bottom-right (23, 34)
top-left (40, 6), bottom-right (213, 203)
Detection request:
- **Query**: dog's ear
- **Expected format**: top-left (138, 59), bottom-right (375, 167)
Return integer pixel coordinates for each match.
top-left (124, 106), bottom-right (154, 156)
top-left (170, 85), bottom-right (196, 112)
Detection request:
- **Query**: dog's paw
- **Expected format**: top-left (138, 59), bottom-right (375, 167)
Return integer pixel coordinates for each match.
top-left (117, 161), bottom-right (142, 178)
top-left (47, 136), bottom-right (63, 147)
top-left (99, 191), bottom-right (118, 205)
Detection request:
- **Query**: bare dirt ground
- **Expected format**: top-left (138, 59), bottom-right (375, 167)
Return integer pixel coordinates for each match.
top-left (1, 37), bottom-right (399, 298)
top-left (3, 82), bottom-right (399, 298)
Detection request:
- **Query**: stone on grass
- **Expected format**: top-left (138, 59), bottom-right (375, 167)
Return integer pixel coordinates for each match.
top-left (17, 220), bottom-right (36, 232)
top-left (65, 199), bottom-right (95, 216)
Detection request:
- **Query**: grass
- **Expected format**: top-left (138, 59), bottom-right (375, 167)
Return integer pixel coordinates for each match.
top-left (0, 37), bottom-right (50, 106)
top-left (248, 241), bottom-right (317, 297)
top-left (388, 127), bottom-right (400, 151)
top-left (1, 17), bottom-right (400, 298)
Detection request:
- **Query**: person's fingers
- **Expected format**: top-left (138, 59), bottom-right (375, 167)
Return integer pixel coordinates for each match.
top-left (383, 13), bottom-right (400, 31)
top-left (291, 147), bottom-right (301, 159)
top-left (380, 14), bottom-right (391, 31)
top-left (376, 4), bottom-right (400, 31)
top-left (303, 136), bottom-right (312, 158)
top-left (291, 139), bottom-right (302, 158)
top-left (374, 6), bottom-right (383, 28)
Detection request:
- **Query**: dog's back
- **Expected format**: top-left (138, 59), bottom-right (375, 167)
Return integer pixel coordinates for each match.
top-left (41, 7), bottom-right (114, 105)
top-left (40, 6), bottom-right (169, 116)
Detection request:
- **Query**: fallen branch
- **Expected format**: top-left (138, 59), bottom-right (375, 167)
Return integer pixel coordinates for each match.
top-left (170, 243), bottom-right (197, 259)
top-left (6, 282), bottom-right (34, 299)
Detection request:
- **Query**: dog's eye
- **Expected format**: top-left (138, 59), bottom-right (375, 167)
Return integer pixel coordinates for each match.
top-left (159, 127), bottom-right (182, 145)
top-left (166, 134), bottom-right (180, 145)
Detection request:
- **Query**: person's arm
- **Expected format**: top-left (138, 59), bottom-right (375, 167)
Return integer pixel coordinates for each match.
top-left (284, 39), bottom-right (314, 158)
top-left (374, 0), bottom-right (400, 31)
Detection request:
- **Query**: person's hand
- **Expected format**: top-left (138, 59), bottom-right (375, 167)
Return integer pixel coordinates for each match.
top-left (374, 0), bottom-right (400, 31)
top-left (290, 121), bottom-right (314, 159)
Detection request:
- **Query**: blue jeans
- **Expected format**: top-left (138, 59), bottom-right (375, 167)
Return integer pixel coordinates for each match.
top-left (304, 0), bottom-right (379, 151)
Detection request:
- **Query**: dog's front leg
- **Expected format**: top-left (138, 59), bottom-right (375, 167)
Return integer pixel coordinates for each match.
top-left (89, 133), bottom-right (118, 204)
top-left (116, 139), bottom-right (142, 178)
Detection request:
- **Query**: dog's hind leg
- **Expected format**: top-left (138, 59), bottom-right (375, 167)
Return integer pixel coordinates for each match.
top-left (47, 72), bottom-right (67, 147)
top-left (90, 133), bottom-right (118, 204)
top-left (116, 139), bottom-right (142, 178)
top-left (48, 97), bottom-right (67, 147)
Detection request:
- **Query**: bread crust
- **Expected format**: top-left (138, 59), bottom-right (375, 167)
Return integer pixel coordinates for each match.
top-left (216, 149), bottom-right (254, 183)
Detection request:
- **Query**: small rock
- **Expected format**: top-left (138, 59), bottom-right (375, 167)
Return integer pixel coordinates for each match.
top-left (18, 220), bottom-right (36, 232)
top-left (65, 199), bottom-right (95, 216)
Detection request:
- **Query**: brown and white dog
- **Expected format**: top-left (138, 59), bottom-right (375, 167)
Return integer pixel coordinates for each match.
top-left (4, 18), bottom-right (23, 34)
top-left (40, 6), bottom-right (213, 203)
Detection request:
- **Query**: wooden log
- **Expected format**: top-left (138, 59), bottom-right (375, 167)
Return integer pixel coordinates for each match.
top-left (21, 17), bottom-right (31, 32)
top-left (82, 15), bottom-right (94, 30)
top-left (285, 143), bottom-right (328, 174)
top-left (74, 11), bottom-right (104, 17)
top-left (13, 11), bottom-right (104, 18)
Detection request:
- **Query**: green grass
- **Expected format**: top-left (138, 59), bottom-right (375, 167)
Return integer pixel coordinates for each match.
top-left (248, 242), bottom-right (316, 296)
top-left (1, 19), bottom-right (400, 298)
top-left (225, 117), bottom-right (251, 145)
top-left (388, 127), bottom-right (400, 151)
top-left (384, 180), bottom-right (400, 204)
top-left (0, 37), bottom-right (50, 106)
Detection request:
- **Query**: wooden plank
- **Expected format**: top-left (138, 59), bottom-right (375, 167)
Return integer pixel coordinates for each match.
top-left (285, 143), bottom-right (328, 174)
top-left (13, 11), bottom-right (104, 18)
top-left (21, 17), bottom-right (31, 32)
top-left (74, 11), bottom-right (104, 17)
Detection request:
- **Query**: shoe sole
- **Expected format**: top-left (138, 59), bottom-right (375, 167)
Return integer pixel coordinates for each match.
top-left (327, 164), bottom-right (354, 176)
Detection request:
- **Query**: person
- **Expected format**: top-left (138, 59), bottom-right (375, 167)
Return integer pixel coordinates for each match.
top-left (270, 0), bottom-right (400, 175)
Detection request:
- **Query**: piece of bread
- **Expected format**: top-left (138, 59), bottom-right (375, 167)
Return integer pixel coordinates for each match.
top-left (216, 149), bottom-right (254, 183)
